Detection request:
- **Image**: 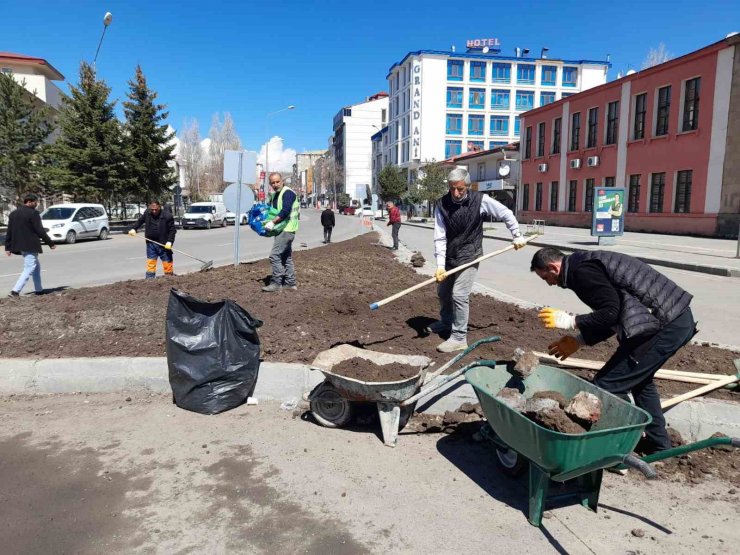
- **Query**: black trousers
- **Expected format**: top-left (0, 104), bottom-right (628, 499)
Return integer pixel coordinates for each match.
top-left (391, 222), bottom-right (401, 248)
top-left (323, 226), bottom-right (333, 243)
top-left (594, 308), bottom-right (696, 451)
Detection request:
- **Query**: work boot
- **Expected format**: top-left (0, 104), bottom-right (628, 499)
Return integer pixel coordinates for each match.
top-left (437, 338), bottom-right (468, 353)
top-left (8, 290), bottom-right (20, 299)
top-left (261, 283), bottom-right (282, 292)
top-left (425, 320), bottom-right (451, 335)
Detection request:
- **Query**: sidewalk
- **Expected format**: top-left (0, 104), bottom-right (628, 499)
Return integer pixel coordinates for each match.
top-left (404, 219), bottom-right (740, 277)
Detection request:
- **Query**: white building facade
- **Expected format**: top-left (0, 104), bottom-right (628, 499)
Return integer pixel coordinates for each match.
top-left (0, 52), bottom-right (64, 112)
top-left (385, 44), bottom-right (610, 180)
top-left (332, 92), bottom-right (389, 201)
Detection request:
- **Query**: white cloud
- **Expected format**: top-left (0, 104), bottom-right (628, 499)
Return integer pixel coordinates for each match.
top-left (257, 136), bottom-right (296, 173)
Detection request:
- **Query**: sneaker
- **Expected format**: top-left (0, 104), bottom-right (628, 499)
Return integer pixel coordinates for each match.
top-left (8, 291), bottom-right (20, 299)
top-left (285, 285), bottom-right (298, 291)
top-left (437, 339), bottom-right (468, 353)
top-left (425, 320), bottom-right (451, 335)
top-left (261, 283), bottom-right (282, 292)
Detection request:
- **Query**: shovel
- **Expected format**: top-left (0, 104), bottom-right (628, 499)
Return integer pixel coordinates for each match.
top-left (130, 234), bottom-right (213, 272)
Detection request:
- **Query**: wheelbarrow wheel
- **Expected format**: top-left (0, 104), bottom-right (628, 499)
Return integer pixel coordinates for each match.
top-left (309, 382), bottom-right (354, 428)
top-left (495, 447), bottom-right (528, 477)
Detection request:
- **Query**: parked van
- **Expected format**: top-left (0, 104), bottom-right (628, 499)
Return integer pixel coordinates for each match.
top-left (40, 203), bottom-right (109, 244)
top-left (181, 201), bottom-right (228, 229)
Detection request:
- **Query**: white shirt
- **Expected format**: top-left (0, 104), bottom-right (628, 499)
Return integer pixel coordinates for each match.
top-left (434, 195), bottom-right (521, 268)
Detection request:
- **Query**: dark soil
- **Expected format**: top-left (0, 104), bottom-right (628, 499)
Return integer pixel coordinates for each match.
top-left (330, 357), bottom-right (421, 382)
top-left (0, 233), bottom-right (737, 402)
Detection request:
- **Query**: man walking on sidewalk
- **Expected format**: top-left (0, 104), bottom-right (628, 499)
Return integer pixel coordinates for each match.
top-left (321, 206), bottom-right (335, 244)
top-left (531, 247), bottom-right (697, 454)
top-left (262, 172), bottom-right (300, 292)
top-left (4, 193), bottom-right (56, 297)
top-left (429, 168), bottom-right (526, 352)
top-left (386, 200), bottom-right (401, 250)
top-left (128, 200), bottom-right (176, 279)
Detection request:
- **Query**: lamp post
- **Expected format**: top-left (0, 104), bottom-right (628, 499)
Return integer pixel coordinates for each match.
top-left (93, 12), bottom-right (113, 69)
top-left (263, 105), bottom-right (295, 196)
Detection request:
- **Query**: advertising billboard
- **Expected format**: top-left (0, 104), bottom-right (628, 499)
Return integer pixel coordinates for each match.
top-left (591, 187), bottom-right (625, 237)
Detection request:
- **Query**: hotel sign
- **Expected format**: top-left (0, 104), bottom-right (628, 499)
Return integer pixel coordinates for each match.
top-left (466, 38), bottom-right (501, 49)
top-left (411, 59), bottom-right (422, 161)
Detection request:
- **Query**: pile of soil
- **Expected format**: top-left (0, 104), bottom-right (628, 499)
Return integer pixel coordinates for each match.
top-left (330, 358), bottom-right (421, 382)
top-left (0, 232), bottom-right (737, 402)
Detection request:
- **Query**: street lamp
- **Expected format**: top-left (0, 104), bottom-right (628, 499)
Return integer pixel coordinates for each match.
top-left (93, 12), bottom-right (113, 69)
top-left (263, 105), bottom-right (296, 195)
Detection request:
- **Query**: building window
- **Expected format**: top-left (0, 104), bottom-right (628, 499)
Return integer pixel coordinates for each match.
top-left (604, 176), bottom-right (615, 187)
top-left (447, 60), bottom-right (463, 81)
top-left (467, 140), bottom-right (484, 151)
top-left (1, 67), bottom-right (12, 75)
top-left (585, 179), bottom-right (595, 212)
top-left (381, 108), bottom-right (387, 124)
top-left (540, 91), bottom-right (556, 106)
top-left (656, 86), bottom-right (671, 136)
top-left (517, 64), bottom-right (535, 84)
top-left (650, 172), bottom-right (665, 213)
top-left (490, 115), bottom-right (509, 136)
top-left (491, 89), bottom-right (510, 110)
top-left (535, 183), bottom-right (543, 211)
top-left (606, 101), bottom-right (619, 145)
top-left (562, 66), bottom-right (578, 87)
top-left (469, 88), bottom-right (485, 109)
top-left (468, 114), bottom-right (485, 135)
top-left (445, 140), bottom-right (462, 158)
top-left (587, 107), bottom-right (599, 148)
top-left (570, 112), bottom-right (581, 151)
top-left (552, 117), bottom-right (561, 154)
top-left (470, 61), bottom-right (486, 82)
top-left (562, 93), bottom-right (574, 98)
top-left (537, 122), bottom-right (545, 157)
top-left (522, 184), bottom-right (530, 211)
top-left (491, 63), bottom-right (511, 83)
top-left (541, 65), bottom-right (557, 86)
top-left (682, 78), bottom-right (700, 132)
top-left (550, 181), bottom-right (559, 211)
top-left (568, 180), bottom-right (577, 212)
top-left (446, 87), bottom-right (463, 108)
top-left (524, 126), bottom-right (532, 159)
top-left (515, 90), bottom-right (534, 111)
top-left (633, 93), bottom-right (647, 139)
top-left (477, 163), bottom-right (486, 180)
top-left (628, 175), bottom-right (640, 213)
top-left (514, 116), bottom-right (521, 135)
top-left (675, 170), bottom-right (692, 213)
top-left (446, 113), bottom-right (462, 135)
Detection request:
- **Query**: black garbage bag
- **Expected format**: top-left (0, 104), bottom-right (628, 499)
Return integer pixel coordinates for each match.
top-left (166, 288), bottom-right (263, 415)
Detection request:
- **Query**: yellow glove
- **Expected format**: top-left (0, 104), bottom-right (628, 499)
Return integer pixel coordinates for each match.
top-left (548, 336), bottom-right (581, 360)
top-left (165, 242), bottom-right (172, 250)
top-left (128, 229), bottom-right (136, 237)
top-left (434, 268), bottom-right (447, 282)
top-left (512, 235), bottom-right (527, 250)
top-left (538, 307), bottom-right (576, 330)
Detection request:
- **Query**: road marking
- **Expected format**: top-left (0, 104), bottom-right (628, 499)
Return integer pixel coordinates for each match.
top-left (0, 270), bottom-right (46, 278)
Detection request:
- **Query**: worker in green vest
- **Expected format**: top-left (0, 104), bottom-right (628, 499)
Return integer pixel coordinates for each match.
top-left (263, 172), bottom-right (300, 292)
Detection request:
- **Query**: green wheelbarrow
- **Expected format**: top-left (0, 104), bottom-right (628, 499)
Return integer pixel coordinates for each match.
top-left (466, 361), bottom-right (740, 527)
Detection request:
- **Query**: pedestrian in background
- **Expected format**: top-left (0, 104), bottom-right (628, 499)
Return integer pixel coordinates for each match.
top-left (4, 193), bottom-right (56, 297)
top-left (386, 200), bottom-right (401, 250)
top-left (128, 200), bottom-right (176, 279)
top-left (262, 172), bottom-right (300, 292)
top-left (321, 206), bottom-right (335, 244)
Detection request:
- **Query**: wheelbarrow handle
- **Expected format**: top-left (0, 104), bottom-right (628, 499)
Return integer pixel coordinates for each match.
top-left (425, 336), bottom-right (502, 382)
top-left (621, 454), bottom-right (658, 479)
top-left (401, 360), bottom-right (498, 407)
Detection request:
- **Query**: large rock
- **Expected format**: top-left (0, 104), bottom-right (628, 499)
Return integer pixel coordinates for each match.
top-left (495, 387), bottom-right (525, 411)
top-left (532, 390), bottom-right (567, 409)
top-left (523, 397), bottom-right (559, 414)
top-left (527, 406), bottom-right (587, 434)
top-left (565, 392), bottom-right (602, 428)
top-left (512, 351), bottom-right (540, 379)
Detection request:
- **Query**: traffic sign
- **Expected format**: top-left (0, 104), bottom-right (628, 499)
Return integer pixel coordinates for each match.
top-left (223, 183), bottom-right (255, 214)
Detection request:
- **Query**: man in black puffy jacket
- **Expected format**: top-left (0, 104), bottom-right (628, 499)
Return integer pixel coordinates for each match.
top-left (320, 206), bottom-right (335, 243)
top-left (128, 201), bottom-right (176, 278)
top-left (531, 247), bottom-right (697, 453)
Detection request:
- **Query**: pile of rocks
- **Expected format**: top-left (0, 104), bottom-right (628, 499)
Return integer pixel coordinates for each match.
top-left (495, 388), bottom-right (602, 434)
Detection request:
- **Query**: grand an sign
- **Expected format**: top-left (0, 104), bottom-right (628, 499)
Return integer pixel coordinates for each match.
top-left (466, 38), bottom-right (501, 49)
top-left (411, 59), bottom-right (422, 161)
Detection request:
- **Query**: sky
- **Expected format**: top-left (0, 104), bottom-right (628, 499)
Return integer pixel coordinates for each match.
top-left (2, 0), bottom-right (738, 168)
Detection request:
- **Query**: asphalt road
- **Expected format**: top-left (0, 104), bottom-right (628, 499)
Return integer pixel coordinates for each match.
top-left (0, 209), bottom-right (368, 291)
top-left (391, 223), bottom-right (740, 348)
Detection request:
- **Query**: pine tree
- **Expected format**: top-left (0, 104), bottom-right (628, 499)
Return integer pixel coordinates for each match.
top-left (378, 165), bottom-right (407, 202)
top-left (47, 62), bottom-right (130, 202)
top-left (123, 65), bottom-right (176, 202)
top-left (0, 73), bottom-right (53, 202)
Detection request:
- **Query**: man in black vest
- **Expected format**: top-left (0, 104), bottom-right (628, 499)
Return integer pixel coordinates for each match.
top-left (531, 247), bottom-right (697, 453)
top-left (430, 168), bottom-right (527, 353)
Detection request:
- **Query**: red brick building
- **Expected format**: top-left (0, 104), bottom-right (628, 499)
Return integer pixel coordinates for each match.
top-left (519, 34), bottom-right (740, 237)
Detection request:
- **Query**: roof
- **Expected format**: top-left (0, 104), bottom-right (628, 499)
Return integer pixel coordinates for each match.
top-left (442, 143), bottom-right (519, 165)
top-left (387, 49), bottom-right (611, 78)
top-left (371, 126), bottom-right (389, 140)
top-left (0, 51), bottom-right (64, 80)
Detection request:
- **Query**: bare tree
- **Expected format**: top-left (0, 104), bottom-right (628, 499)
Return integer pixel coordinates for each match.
top-left (642, 43), bottom-right (672, 69)
top-left (205, 113), bottom-right (241, 194)
top-left (179, 118), bottom-right (205, 200)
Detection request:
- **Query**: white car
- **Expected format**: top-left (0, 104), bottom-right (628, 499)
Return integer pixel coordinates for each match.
top-left (357, 205), bottom-right (382, 218)
top-left (224, 211), bottom-right (248, 225)
top-left (41, 203), bottom-right (110, 244)
top-left (181, 202), bottom-right (228, 229)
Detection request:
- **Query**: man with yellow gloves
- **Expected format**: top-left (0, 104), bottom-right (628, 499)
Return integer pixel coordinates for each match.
top-left (531, 247), bottom-right (697, 454)
top-left (428, 167), bottom-right (526, 353)
top-left (128, 200), bottom-right (176, 279)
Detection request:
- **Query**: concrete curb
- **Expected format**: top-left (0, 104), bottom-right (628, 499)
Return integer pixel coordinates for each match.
top-left (400, 221), bottom-right (740, 278)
